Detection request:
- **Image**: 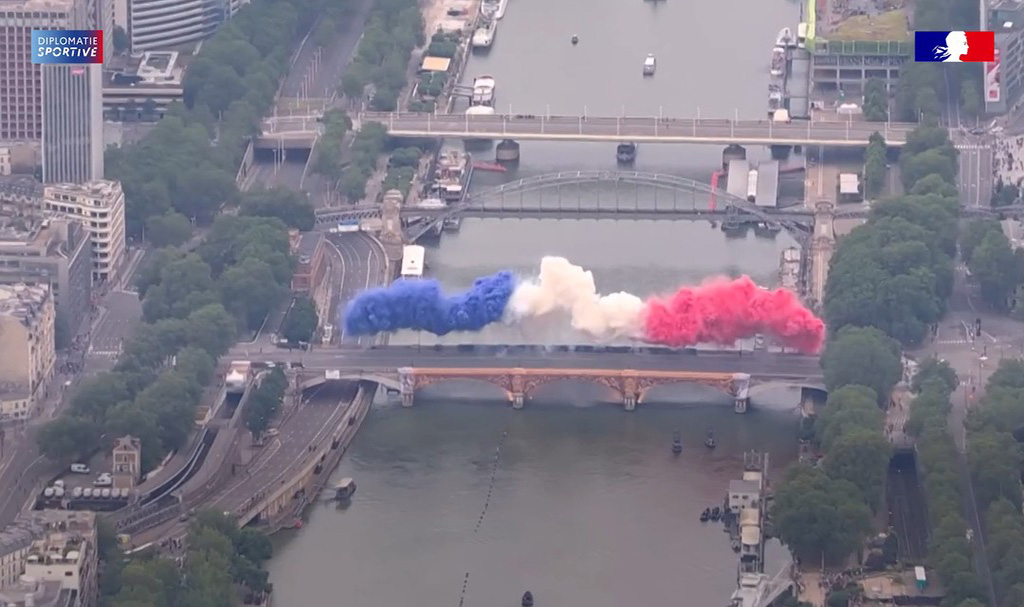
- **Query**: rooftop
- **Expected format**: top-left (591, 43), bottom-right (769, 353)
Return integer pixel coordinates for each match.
top-left (105, 51), bottom-right (187, 88)
top-left (0, 0), bottom-right (74, 11)
top-left (0, 511), bottom-right (93, 560)
top-left (730, 479), bottom-right (761, 495)
top-left (0, 283), bottom-right (50, 320)
top-left (826, 10), bottom-right (911, 42)
top-left (45, 179), bottom-right (123, 201)
top-left (0, 578), bottom-right (67, 607)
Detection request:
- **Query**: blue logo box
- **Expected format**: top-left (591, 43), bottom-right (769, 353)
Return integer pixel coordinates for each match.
top-left (31, 30), bottom-right (103, 64)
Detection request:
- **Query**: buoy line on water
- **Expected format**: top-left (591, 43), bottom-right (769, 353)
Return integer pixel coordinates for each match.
top-left (458, 425), bottom-right (511, 606)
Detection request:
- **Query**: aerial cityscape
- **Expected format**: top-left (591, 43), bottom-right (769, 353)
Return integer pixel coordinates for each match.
top-left (1, 0), bottom-right (1023, 604)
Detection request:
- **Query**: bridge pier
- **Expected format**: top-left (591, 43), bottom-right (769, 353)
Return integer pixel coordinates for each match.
top-left (496, 139), bottom-right (520, 162)
top-left (732, 373), bottom-right (751, 414)
top-left (512, 392), bottom-right (524, 409)
top-left (623, 395), bottom-right (637, 411)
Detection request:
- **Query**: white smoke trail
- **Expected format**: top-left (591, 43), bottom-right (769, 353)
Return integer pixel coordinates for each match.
top-left (506, 256), bottom-right (646, 340)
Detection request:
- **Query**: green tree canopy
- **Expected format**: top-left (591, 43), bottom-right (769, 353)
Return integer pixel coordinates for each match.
top-left (821, 326), bottom-right (902, 405)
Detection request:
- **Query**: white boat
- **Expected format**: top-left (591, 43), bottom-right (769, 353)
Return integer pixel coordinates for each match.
top-left (776, 27), bottom-right (793, 47)
top-left (770, 47), bottom-right (785, 77)
top-left (471, 75), bottom-right (496, 106)
top-left (643, 54), bottom-right (656, 76)
top-left (472, 19), bottom-right (497, 48)
top-left (493, 0), bottom-right (509, 19)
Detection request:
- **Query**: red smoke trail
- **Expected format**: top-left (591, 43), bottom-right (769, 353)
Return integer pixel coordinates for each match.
top-left (641, 276), bottom-right (825, 353)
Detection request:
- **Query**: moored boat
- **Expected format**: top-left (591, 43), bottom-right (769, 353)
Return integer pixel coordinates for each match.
top-left (616, 142), bottom-right (637, 163)
top-left (471, 18), bottom-right (498, 48)
top-left (776, 27), bottom-right (793, 47)
top-left (470, 75), bottom-right (496, 106)
top-left (643, 53), bottom-right (656, 76)
top-left (770, 46), bottom-right (785, 77)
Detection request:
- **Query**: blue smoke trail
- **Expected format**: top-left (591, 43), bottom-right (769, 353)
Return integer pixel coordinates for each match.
top-left (341, 271), bottom-right (516, 336)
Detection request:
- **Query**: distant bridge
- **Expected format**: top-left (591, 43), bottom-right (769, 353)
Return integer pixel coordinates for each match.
top-left (358, 111), bottom-right (914, 147)
top-left (315, 171), bottom-right (841, 241)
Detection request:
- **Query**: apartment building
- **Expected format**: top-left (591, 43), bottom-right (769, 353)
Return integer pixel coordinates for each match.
top-left (44, 180), bottom-right (125, 283)
top-left (127, 0), bottom-right (247, 51)
top-left (0, 213), bottom-right (93, 336)
top-left (0, 283), bottom-right (55, 423)
top-left (0, 0), bottom-right (108, 181)
top-left (0, 511), bottom-right (97, 607)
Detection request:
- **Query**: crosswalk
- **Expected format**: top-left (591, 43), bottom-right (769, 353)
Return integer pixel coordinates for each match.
top-left (955, 144), bottom-right (988, 150)
top-left (936, 338), bottom-right (973, 345)
top-left (88, 350), bottom-right (119, 357)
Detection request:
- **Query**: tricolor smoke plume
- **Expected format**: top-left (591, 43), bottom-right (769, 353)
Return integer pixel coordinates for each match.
top-left (341, 256), bottom-right (825, 353)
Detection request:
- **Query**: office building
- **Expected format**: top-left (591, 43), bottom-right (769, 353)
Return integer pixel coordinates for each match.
top-left (127, 0), bottom-right (248, 51)
top-left (989, 0), bottom-right (1024, 114)
top-left (0, 511), bottom-right (97, 607)
top-left (1, 0), bottom-right (108, 182)
top-left (0, 283), bottom-right (55, 423)
top-left (44, 180), bottom-right (125, 282)
top-left (0, 213), bottom-right (93, 337)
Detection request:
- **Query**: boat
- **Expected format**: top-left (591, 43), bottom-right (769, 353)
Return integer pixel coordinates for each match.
top-left (721, 218), bottom-right (747, 236)
top-left (671, 430), bottom-right (682, 455)
top-left (471, 75), bottom-right (496, 107)
top-left (754, 221), bottom-right (782, 237)
top-left (334, 478), bottom-right (356, 500)
top-left (711, 506), bottom-right (721, 521)
top-left (442, 217), bottom-right (462, 232)
top-left (643, 53), bottom-right (656, 76)
top-left (471, 18), bottom-right (498, 49)
top-left (493, 0), bottom-right (509, 19)
top-left (481, 0), bottom-right (498, 18)
top-left (704, 428), bottom-right (716, 450)
top-left (700, 508), bottom-right (711, 522)
top-left (616, 142), bottom-right (637, 163)
top-left (770, 46), bottom-right (785, 77)
top-left (431, 150), bottom-right (473, 203)
top-left (571, 34), bottom-right (579, 45)
top-left (522, 591), bottom-right (534, 607)
top-left (768, 90), bottom-right (783, 111)
top-left (471, 160), bottom-right (507, 172)
top-left (776, 27), bottom-right (793, 47)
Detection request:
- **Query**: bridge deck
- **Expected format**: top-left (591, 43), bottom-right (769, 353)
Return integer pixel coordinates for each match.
top-left (358, 112), bottom-right (913, 146)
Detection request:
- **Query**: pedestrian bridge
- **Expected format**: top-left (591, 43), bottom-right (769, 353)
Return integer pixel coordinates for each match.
top-left (315, 171), bottom-right (868, 242)
top-left (357, 111), bottom-right (914, 147)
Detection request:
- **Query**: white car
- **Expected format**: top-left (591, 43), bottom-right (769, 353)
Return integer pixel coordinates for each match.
top-left (70, 463), bottom-right (90, 474)
top-left (93, 474), bottom-right (112, 487)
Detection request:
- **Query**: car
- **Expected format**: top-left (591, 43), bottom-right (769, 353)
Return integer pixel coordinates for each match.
top-left (93, 474), bottom-right (112, 487)
top-left (70, 463), bottom-right (90, 474)
top-left (266, 428), bottom-right (280, 438)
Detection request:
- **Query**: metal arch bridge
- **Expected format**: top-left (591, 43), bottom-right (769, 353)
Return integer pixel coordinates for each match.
top-left (315, 171), bottom-right (817, 240)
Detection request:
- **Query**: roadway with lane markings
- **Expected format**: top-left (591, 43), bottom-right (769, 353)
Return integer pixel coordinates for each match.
top-left (227, 345), bottom-right (824, 380)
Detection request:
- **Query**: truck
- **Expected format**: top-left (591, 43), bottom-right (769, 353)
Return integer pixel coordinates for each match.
top-left (226, 361), bottom-right (251, 394)
top-left (914, 566), bottom-right (927, 591)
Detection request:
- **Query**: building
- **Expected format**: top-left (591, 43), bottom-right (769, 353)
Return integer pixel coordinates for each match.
top-left (727, 479), bottom-right (761, 515)
top-left (43, 180), bottom-right (126, 283)
top-left (0, 0), bottom-right (110, 165)
top-left (103, 51), bottom-right (185, 121)
top-left (809, 8), bottom-right (911, 93)
top-left (0, 214), bottom-right (93, 337)
top-left (988, 0), bottom-right (1024, 114)
top-left (127, 0), bottom-right (249, 52)
top-left (0, 284), bottom-right (55, 423)
top-left (0, 511), bottom-right (95, 607)
top-left (111, 435), bottom-right (141, 490)
top-left (290, 230), bottom-right (325, 293)
top-left (42, 64), bottom-right (104, 184)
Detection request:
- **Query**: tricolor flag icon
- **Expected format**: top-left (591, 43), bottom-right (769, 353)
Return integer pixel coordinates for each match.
top-left (915, 31), bottom-right (995, 62)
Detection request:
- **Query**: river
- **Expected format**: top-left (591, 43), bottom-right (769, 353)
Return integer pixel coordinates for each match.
top-left (268, 0), bottom-right (805, 603)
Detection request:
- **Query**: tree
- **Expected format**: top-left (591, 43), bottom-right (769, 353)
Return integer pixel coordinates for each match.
top-left (142, 254), bottom-right (217, 322)
top-left (36, 416), bottom-right (101, 464)
top-left (281, 296), bottom-right (318, 344)
top-left (312, 18), bottom-right (335, 47)
top-left (815, 385), bottom-right (884, 451)
top-left (68, 372), bottom-right (131, 421)
top-left (968, 429), bottom-right (1023, 510)
top-left (218, 257), bottom-right (286, 329)
top-left (770, 465), bottom-right (873, 563)
top-left (862, 79), bottom-right (888, 122)
top-left (239, 187), bottom-right (316, 230)
top-left (967, 230), bottom-right (1021, 310)
top-left (184, 303), bottom-right (238, 356)
top-left (863, 133), bottom-right (887, 198)
top-left (822, 428), bottom-right (891, 508)
top-left (145, 212), bottom-right (192, 248)
top-left (174, 346), bottom-right (215, 386)
top-left (912, 357), bottom-right (959, 394)
top-left (821, 326), bottom-right (903, 406)
top-left (135, 370), bottom-right (201, 451)
top-left (113, 26), bottom-right (129, 53)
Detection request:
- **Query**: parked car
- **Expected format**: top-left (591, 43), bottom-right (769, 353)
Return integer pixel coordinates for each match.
top-left (93, 474), bottom-right (112, 487)
top-left (70, 463), bottom-right (90, 474)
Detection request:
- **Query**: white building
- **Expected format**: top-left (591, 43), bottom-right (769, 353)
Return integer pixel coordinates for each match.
top-left (0, 284), bottom-right (55, 423)
top-left (0, 511), bottom-right (97, 607)
top-left (727, 479), bottom-right (761, 515)
top-left (128, 0), bottom-right (249, 51)
top-left (44, 180), bottom-right (126, 283)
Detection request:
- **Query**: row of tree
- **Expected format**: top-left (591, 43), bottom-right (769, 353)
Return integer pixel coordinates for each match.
top-left (338, 0), bottom-right (425, 111)
top-left (105, 0), bottom-right (335, 239)
top-left (773, 125), bottom-right (966, 569)
top-left (772, 326), bottom-right (901, 563)
top-left (280, 296), bottom-right (320, 345)
top-left (960, 219), bottom-right (1024, 312)
top-left (100, 510), bottom-right (274, 607)
top-left (863, 132), bottom-right (887, 199)
top-left (894, 0), bottom-right (982, 123)
top-left (337, 122), bottom-right (389, 202)
top-left (825, 127), bottom-right (960, 345)
top-left (37, 215), bottom-right (295, 471)
top-left (245, 368), bottom-right (287, 438)
top-left (902, 359), bottom-right (988, 607)
top-left (313, 109), bottom-right (353, 182)
top-left (967, 360), bottom-right (1024, 606)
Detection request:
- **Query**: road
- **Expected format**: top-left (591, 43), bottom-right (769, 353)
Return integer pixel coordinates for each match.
top-left (227, 344), bottom-right (824, 379)
top-left (338, 113), bottom-right (917, 146)
top-left (326, 232), bottom-right (388, 345)
top-left (956, 139), bottom-right (995, 209)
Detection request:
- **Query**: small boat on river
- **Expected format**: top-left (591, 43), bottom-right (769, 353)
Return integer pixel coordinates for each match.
top-left (671, 430), bottom-right (682, 455)
top-left (522, 591), bottom-right (534, 607)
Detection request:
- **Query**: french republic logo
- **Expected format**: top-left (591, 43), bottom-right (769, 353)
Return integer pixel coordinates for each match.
top-left (31, 30), bottom-right (103, 64)
top-left (915, 31), bottom-right (995, 62)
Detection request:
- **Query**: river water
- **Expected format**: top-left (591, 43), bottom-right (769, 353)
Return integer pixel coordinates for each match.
top-left (269, 0), bottom-right (805, 603)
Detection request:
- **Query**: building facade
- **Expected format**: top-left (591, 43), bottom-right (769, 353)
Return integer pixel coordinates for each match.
top-left (0, 284), bottom-right (55, 423)
top-left (0, 0), bottom-right (110, 136)
top-left (811, 39), bottom-right (911, 93)
top-left (127, 0), bottom-right (248, 51)
top-left (988, 1), bottom-right (1024, 115)
top-left (111, 435), bottom-right (141, 490)
top-left (0, 215), bottom-right (93, 337)
top-left (44, 180), bottom-right (126, 283)
top-left (0, 511), bottom-right (97, 607)
top-left (41, 64), bottom-right (103, 184)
